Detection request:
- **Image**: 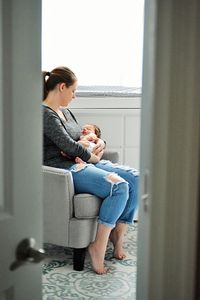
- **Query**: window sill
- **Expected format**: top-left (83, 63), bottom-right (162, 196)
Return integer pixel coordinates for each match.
top-left (76, 86), bottom-right (142, 98)
top-left (69, 95), bottom-right (141, 109)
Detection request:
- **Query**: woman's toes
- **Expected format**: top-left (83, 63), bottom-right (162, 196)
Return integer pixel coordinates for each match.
top-left (113, 246), bottom-right (126, 260)
top-left (88, 243), bottom-right (107, 275)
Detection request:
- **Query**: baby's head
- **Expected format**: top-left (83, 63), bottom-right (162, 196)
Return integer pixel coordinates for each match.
top-left (81, 124), bottom-right (101, 138)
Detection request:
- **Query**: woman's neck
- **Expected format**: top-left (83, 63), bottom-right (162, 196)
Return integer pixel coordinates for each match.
top-left (43, 93), bottom-right (61, 112)
top-left (43, 96), bottom-right (66, 121)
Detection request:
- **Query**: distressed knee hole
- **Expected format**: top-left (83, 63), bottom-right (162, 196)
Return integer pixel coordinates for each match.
top-left (106, 173), bottom-right (125, 184)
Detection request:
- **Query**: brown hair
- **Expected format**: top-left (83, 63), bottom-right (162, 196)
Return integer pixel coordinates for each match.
top-left (93, 124), bottom-right (101, 138)
top-left (42, 66), bottom-right (77, 100)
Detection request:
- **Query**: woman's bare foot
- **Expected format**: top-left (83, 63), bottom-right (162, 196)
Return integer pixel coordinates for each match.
top-left (88, 243), bottom-right (108, 274)
top-left (109, 227), bottom-right (127, 260)
top-left (112, 240), bottom-right (126, 260)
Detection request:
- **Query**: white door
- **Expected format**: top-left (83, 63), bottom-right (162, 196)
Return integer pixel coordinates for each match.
top-left (0, 0), bottom-right (43, 299)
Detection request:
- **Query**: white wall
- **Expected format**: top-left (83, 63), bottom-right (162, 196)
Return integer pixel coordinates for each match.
top-left (69, 97), bottom-right (141, 169)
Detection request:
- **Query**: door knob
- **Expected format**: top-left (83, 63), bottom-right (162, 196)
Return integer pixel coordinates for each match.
top-left (10, 238), bottom-right (46, 271)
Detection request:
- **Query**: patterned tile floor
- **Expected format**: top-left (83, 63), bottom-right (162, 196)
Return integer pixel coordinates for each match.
top-left (42, 224), bottom-right (137, 300)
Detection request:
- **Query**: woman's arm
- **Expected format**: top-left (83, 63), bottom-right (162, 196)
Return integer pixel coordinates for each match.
top-left (87, 153), bottom-right (101, 163)
top-left (75, 152), bottom-right (100, 164)
top-left (43, 108), bottom-right (91, 161)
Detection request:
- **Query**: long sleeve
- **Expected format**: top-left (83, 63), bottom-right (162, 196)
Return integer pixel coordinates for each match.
top-left (43, 106), bottom-right (91, 167)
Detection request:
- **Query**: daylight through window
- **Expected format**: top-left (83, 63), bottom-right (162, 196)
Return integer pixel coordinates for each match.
top-left (42, 0), bottom-right (144, 92)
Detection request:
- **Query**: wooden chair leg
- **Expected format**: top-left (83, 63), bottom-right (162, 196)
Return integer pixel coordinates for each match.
top-left (73, 248), bottom-right (87, 271)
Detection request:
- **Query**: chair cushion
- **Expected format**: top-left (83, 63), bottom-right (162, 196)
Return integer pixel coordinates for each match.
top-left (73, 193), bottom-right (102, 219)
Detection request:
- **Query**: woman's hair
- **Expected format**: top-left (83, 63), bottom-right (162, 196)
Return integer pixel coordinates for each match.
top-left (93, 124), bottom-right (101, 138)
top-left (42, 66), bottom-right (77, 100)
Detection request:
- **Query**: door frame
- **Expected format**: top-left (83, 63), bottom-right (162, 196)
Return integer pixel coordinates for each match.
top-left (0, 0), bottom-right (42, 298)
top-left (137, 0), bottom-right (200, 299)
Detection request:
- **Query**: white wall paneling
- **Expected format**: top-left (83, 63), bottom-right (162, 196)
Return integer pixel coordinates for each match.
top-left (69, 98), bottom-right (141, 169)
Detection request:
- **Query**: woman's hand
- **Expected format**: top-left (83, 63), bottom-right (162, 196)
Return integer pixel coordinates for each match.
top-left (92, 138), bottom-right (106, 158)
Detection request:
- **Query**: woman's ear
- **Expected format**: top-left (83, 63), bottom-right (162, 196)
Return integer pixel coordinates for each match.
top-left (59, 82), bottom-right (66, 92)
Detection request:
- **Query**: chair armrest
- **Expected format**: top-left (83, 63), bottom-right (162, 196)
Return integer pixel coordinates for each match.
top-left (102, 150), bottom-right (119, 163)
top-left (42, 165), bottom-right (75, 245)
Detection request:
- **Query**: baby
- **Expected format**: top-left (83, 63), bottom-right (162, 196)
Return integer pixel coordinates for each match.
top-left (78, 123), bottom-right (101, 152)
top-left (61, 123), bottom-right (102, 163)
top-left (75, 123), bottom-right (101, 164)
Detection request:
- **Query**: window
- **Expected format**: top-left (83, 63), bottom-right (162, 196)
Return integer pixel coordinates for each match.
top-left (42, 0), bottom-right (144, 95)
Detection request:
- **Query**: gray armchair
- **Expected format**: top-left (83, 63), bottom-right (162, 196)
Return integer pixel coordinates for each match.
top-left (42, 150), bottom-right (119, 271)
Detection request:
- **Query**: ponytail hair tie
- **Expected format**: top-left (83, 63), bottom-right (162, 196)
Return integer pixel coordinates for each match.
top-left (46, 71), bottom-right (51, 77)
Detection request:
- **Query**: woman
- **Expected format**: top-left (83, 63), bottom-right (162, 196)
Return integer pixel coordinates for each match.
top-left (42, 66), bottom-right (139, 274)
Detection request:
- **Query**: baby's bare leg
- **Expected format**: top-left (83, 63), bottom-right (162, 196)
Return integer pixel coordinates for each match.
top-left (75, 157), bottom-right (85, 164)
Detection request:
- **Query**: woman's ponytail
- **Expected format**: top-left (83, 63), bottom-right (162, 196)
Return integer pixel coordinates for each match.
top-left (42, 71), bottom-right (51, 100)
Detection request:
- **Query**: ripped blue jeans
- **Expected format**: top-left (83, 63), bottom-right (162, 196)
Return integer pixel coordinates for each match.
top-left (66, 160), bottom-right (139, 228)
